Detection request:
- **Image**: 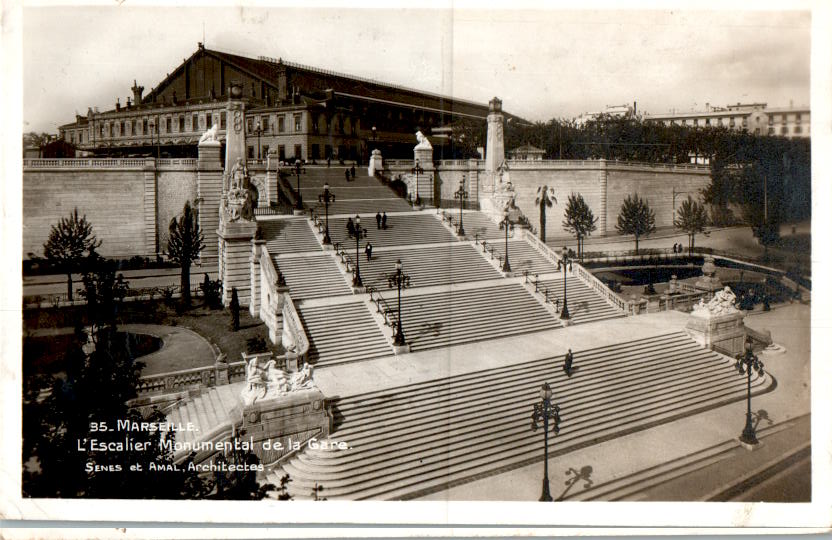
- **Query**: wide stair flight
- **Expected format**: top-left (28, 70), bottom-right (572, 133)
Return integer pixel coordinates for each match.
top-left (265, 331), bottom-right (772, 500)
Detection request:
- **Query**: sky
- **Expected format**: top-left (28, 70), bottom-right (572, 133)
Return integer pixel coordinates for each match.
top-left (20, 3), bottom-right (811, 133)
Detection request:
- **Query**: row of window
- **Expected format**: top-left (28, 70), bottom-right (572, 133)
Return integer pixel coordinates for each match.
top-left (668, 113), bottom-right (806, 128)
top-left (82, 111), bottom-right (227, 141)
top-left (247, 113), bottom-right (303, 135)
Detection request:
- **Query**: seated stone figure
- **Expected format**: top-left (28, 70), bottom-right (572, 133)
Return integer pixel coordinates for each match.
top-left (289, 363), bottom-right (314, 391)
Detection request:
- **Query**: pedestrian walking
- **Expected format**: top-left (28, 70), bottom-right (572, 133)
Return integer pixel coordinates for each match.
top-left (327, 157), bottom-right (331, 168)
top-left (365, 242), bottom-right (373, 261)
top-left (345, 168), bottom-right (351, 182)
top-left (375, 211), bottom-right (382, 229)
top-left (563, 348), bottom-right (574, 377)
top-left (346, 217), bottom-right (355, 239)
top-left (350, 165), bottom-right (356, 180)
top-left (382, 211), bottom-right (388, 229)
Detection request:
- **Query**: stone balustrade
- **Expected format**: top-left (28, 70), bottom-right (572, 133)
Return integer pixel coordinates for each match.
top-left (22, 157), bottom-right (198, 170)
top-left (137, 364), bottom-right (217, 395)
top-left (572, 262), bottom-right (629, 313)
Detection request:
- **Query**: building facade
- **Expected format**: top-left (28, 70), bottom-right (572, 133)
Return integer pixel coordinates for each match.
top-left (58, 44), bottom-right (500, 161)
top-left (643, 102), bottom-right (810, 139)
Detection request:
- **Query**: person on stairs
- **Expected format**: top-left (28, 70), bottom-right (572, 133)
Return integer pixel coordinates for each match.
top-left (375, 211), bottom-right (382, 229)
top-left (346, 217), bottom-right (355, 239)
top-left (350, 164), bottom-right (356, 180)
top-left (563, 349), bottom-right (574, 377)
top-left (345, 168), bottom-right (351, 182)
top-left (382, 211), bottom-right (388, 230)
top-left (365, 242), bottom-right (373, 261)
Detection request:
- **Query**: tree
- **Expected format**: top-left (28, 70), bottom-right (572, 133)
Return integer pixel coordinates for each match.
top-left (230, 287), bottom-right (240, 331)
top-left (166, 201), bottom-right (205, 305)
top-left (561, 193), bottom-right (598, 259)
top-left (674, 196), bottom-right (708, 254)
top-left (534, 185), bottom-right (557, 242)
top-left (43, 208), bottom-right (101, 301)
top-left (616, 194), bottom-right (656, 254)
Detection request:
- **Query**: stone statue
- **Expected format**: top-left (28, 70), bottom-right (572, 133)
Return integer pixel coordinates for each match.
top-left (415, 131), bottom-right (432, 150)
top-left (693, 286), bottom-right (739, 316)
top-left (199, 123), bottom-right (219, 144)
top-left (241, 357), bottom-right (267, 406)
top-left (223, 158), bottom-right (258, 223)
top-left (289, 363), bottom-right (314, 391)
top-left (230, 158), bottom-right (246, 190)
top-left (265, 360), bottom-right (290, 395)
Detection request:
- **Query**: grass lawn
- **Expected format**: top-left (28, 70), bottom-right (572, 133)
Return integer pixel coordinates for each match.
top-left (23, 298), bottom-right (284, 376)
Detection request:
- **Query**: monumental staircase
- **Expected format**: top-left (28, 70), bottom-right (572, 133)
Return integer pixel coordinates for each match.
top-left (533, 276), bottom-right (626, 325)
top-left (265, 331), bottom-right (773, 500)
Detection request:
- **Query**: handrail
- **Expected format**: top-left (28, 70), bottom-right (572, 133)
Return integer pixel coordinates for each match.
top-left (281, 292), bottom-right (309, 363)
top-left (367, 286), bottom-right (398, 327)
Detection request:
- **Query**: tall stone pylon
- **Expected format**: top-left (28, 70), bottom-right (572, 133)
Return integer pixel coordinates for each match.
top-left (485, 97), bottom-right (505, 175)
top-left (218, 82), bottom-right (257, 307)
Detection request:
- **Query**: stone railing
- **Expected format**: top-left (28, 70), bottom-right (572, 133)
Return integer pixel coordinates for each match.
top-left (521, 229), bottom-right (562, 267)
top-left (573, 262), bottom-right (629, 313)
top-left (23, 158), bottom-right (148, 169)
top-left (281, 292), bottom-right (310, 365)
top-left (137, 364), bottom-right (217, 395)
top-left (157, 158), bottom-right (197, 168)
top-left (504, 159), bottom-right (710, 172)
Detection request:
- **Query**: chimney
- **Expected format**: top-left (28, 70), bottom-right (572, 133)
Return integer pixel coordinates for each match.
top-left (116, 98), bottom-right (121, 112)
top-left (705, 102), bottom-right (710, 112)
top-left (131, 80), bottom-right (144, 104)
top-left (126, 97), bottom-right (132, 109)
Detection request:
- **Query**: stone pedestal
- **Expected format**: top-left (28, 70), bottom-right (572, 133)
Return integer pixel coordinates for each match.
top-left (236, 389), bottom-right (333, 466)
top-left (685, 309), bottom-right (746, 356)
top-left (694, 255), bottom-right (723, 295)
top-left (219, 220), bottom-right (257, 307)
top-left (368, 149), bottom-right (383, 177)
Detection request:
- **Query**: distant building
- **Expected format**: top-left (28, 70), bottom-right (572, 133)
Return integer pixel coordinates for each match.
top-left (574, 104), bottom-right (636, 127)
top-left (508, 144), bottom-right (545, 161)
top-left (643, 102), bottom-right (810, 139)
top-left (56, 44), bottom-right (515, 161)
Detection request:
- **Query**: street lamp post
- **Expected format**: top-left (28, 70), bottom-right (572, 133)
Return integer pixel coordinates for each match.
top-left (255, 120), bottom-right (262, 160)
top-left (352, 215), bottom-right (366, 287)
top-left (318, 182), bottom-right (335, 245)
top-left (411, 160), bottom-right (424, 206)
top-left (735, 340), bottom-right (765, 446)
top-left (499, 209), bottom-right (513, 272)
top-left (454, 176), bottom-right (468, 236)
top-left (387, 259), bottom-right (412, 347)
top-left (294, 160), bottom-right (305, 209)
top-left (530, 382), bottom-right (562, 502)
top-left (558, 247), bottom-right (572, 320)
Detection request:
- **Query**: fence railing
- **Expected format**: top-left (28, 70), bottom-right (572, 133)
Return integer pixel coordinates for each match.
top-left (137, 363), bottom-right (217, 395)
top-left (157, 158), bottom-right (197, 167)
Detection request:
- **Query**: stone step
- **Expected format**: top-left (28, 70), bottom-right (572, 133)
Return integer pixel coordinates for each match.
top-left (258, 218), bottom-right (322, 255)
top-left (298, 302), bottom-right (392, 367)
top-left (327, 214), bottom-right (458, 248)
top-left (480, 240), bottom-right (560, 275)
top-left (269, 333), bottom-right (772, 499)
top-left (273, 255), bottom-right (352, 300)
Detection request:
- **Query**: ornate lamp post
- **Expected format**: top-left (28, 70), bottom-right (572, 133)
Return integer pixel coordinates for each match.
top-left (530, 382), bottom-right (562, 502)
top-left (499, 208), bottom-right (513, 272)
top-left (318, 182), bottom-right (335, 245)
top-left (294, 160), bottom-right (305, 209)
top-left (387, 259), bottom-right (412, 347)
top-left (352, 215), bottom-right (366, 287)
top-left (454, 176), bottom-right (468, 236)
top-left (558, 246), bottom-right (572, 320)
top-left (254, 119), bottom-right (263, 159)
top-left (735, 340), bottom-right (765, 446)
top-left (411, 160), bottom-right (424, 206)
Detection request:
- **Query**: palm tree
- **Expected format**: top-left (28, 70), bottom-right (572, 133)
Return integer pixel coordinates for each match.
top-left (534, 185), bottom-right (557, 242)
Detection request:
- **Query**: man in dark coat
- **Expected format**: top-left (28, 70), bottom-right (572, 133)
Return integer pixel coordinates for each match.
top-left (346, 217), bottom-right (355, 239)
top-left (563, 349), bottom-right (574, 377)
top-left (375, 212), bottom-right (382, 229)
top-left (382, 211), bottom-right (388, 229)
top-left (365, 242), bottom-right (373, 261)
